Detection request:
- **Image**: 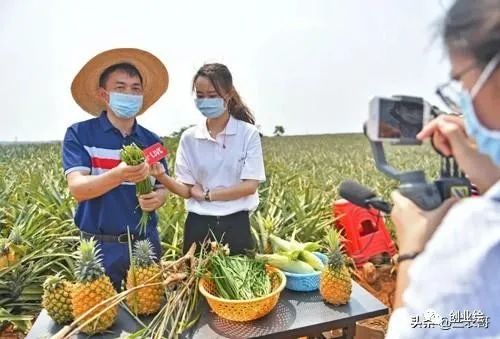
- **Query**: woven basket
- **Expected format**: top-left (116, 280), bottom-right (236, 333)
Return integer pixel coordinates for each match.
top-left (199, 266), bottom-right (286, 322)
top-left (283, 252), bottom-right (328, 292)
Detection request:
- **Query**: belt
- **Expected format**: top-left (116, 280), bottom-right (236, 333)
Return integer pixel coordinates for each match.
top-left (80, 230), bottom-right (143, 244)
top-left (191, 211), bottom-right (248, 220)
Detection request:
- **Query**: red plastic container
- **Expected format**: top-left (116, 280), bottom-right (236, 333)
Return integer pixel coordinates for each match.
top-left (332, 199), bottom-right (396, 266)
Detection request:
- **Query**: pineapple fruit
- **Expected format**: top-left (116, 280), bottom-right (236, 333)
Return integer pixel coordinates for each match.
top-left (0, 226), bottom-right (28, 269)
top-left (72, 239), bottom-right (117, 334)
top-left (319, 229), bottom-right (352, 305)
top-left (126, 240), bottom-right (164, 315)
top-left (42, 274), bottom-right (74, 324)
top-left (8, 225), bottom-right (28, 258)
top-left (0, 238), bottom-right (17, 269)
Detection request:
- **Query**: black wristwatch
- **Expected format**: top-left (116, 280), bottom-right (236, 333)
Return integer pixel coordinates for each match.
top-left (204, 190), bottom-right (211, 202)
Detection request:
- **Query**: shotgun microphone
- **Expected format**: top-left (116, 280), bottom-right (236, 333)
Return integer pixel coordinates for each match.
top-left (339, 180), bottom-right (392, 214)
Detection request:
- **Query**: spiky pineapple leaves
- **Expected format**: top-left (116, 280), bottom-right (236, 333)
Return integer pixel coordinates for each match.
top-left (74, 238), bottom-right (105, 283)
top-left (42, 273), bottom-right (66, 291)
top-left (324, 228), bottom-right (348, 270)
top-left (132, 240), bottom-right (157, 268)
top-left (9, 225), bottom-right (26, 246)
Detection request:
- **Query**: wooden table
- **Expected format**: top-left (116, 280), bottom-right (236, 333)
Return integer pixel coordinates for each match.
top-left (27, 281), bottom-right (388, 339)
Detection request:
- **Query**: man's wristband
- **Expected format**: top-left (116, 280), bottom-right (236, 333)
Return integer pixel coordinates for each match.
top-left (204, 189), bottom-right (211, 202)
top-left (397, 251), bottom-right (421, 264)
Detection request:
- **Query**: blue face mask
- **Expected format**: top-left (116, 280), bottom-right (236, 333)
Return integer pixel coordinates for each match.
top-left (460, 53), bottom-right (500, 166)
top-left (462, 91), bottom-right (500, 166)
top-left (108, 92), bottom-right (143, 119)
top-left (194, 98), bottom-right (225, 119)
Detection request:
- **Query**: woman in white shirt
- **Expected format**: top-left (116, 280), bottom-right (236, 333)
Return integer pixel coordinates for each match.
top-left (387, 0), bottom-right (500, 337)
top-left (152, 63), bottom-right (265, 254)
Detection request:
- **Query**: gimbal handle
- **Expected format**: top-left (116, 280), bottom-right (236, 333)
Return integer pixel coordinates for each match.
top-left (368, 139), bottom-right (443, 210)
top-left (368, 139), bottom-right (426, 182)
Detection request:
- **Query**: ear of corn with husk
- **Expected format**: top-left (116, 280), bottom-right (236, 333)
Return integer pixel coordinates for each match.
top-left (257, 234), bottom-right (325, 273)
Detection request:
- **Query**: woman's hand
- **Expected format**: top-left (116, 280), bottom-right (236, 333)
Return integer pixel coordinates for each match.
top-left (149, 162), bottom-right (166, 179)
top-left (138, 189), bottom-right (167, 212)
top-left (190, 184), bottom-right (205, 201)
top-left (390, 191), bottom-right (458, 253)
top-left (418, 114), bottom-right (468, 157)
top-left (418, 115), bottom-right (500, 193)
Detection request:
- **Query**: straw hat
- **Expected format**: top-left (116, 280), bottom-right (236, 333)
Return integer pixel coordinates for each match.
top-left (71, 48), bottom-right (168, 116)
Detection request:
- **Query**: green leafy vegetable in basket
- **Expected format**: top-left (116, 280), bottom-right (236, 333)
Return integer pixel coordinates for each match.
top-left (120, 143), bottom-right (153, 235)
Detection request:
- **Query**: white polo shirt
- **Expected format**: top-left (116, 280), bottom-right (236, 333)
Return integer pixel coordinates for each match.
top-left (175, 115), bottom-right (266, 216)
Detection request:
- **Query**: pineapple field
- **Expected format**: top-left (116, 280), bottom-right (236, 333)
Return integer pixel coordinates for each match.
top-left (0, 133), bottom-right (438, 336)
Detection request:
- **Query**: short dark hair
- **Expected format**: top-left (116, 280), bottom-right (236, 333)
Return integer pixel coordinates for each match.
top-left (98, 63), bottom-right (143, 88)
top-left (443, 0), bottom-right (500, 66)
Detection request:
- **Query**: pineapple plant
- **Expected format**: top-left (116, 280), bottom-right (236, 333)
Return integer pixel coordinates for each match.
top-left (319, 229), bottom-right (352, 305)
top-left (126, 240), bottom-right (164, 315)
top-left (42, 274), bottom-right (74, 324)
top-left (72, 239), bottom-right (118, 334)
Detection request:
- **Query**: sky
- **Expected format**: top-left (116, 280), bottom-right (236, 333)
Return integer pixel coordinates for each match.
top-left (0, 0), bottom-right (453, 141)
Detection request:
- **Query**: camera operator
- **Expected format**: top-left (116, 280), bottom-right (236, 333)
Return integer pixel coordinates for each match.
top-left (387, 0), bottom-right (500, 337)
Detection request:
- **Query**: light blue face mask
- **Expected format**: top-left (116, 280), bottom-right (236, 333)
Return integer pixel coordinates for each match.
top-left (460, 53), bottom-right (500, 165)
top-left (194, 98), bottom-right (225, 119)
top-left (108, 92), bottom-right (143, 119)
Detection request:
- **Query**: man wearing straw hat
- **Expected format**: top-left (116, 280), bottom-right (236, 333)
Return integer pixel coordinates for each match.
top-left (63, 48), bottom-right (169, 291)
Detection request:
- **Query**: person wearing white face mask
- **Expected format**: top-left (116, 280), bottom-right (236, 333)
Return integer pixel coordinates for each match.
top-left (386, 0), bottom-right (500, 337)
top-left (63, 48), bottom-right (169, 291)
top-left (151, 63), bottom-right (266, 254)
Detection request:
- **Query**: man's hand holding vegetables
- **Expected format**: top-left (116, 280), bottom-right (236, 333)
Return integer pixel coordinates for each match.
top-left (117, 161), bottom-right (150, 183)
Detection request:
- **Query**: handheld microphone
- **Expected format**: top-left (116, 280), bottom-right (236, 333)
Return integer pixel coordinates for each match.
top-left (339, 180), bottom-right (392, 214)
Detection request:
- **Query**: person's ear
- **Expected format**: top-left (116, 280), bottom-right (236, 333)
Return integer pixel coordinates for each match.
top-left (223, 94), bottom-right (232, 110)
top-left (223, 89), bottom-right (234, 105)
top-left (97, 87), bottom-right (109, 105)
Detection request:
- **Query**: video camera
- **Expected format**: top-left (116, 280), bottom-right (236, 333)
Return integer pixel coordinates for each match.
top-left (364, 95), bottom-right (471, 210)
